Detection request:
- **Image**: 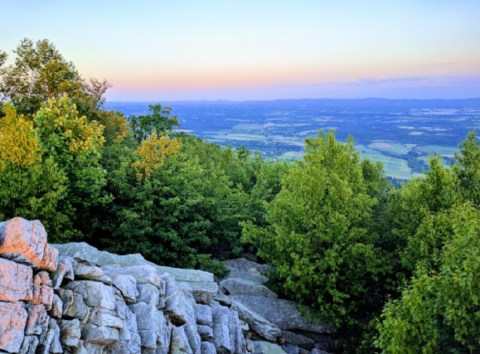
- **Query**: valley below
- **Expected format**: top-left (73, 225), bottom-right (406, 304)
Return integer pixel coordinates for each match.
top-left (108, 98), bottom-right (480, 180)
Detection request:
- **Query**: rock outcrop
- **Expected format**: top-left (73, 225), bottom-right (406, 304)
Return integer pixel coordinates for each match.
top-left (0, 217), bottom-right (333, 353)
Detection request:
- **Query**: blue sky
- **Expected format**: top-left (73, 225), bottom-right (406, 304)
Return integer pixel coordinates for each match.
top-left (1, 0), bottom-right (479, 100)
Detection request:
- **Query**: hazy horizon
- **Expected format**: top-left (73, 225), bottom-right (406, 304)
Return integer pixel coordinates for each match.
top-left (2, 0), bottom-right (479, 101)
top-left (105, 96), bottom-right (480, 104)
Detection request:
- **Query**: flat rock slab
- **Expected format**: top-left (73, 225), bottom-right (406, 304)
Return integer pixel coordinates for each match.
top-left (223, 258), bottom-right (268, 284)
top-left (230, 295), bottom-right (331, 334)
top-left (54, 242), bottom-right (218, 304)
top-left (229, 298), bottom-right (282, 342)
top-left (53, 242), bottom-right (213, 282)
top-left (0, 217), bottom-right (58, 271)
top-left (220, 278), bottom-right (277, 298)
top-left (254, 341), bottom-right (288, 354)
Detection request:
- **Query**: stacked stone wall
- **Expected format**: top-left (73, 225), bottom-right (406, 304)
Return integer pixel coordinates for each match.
top-left (0, 218), bottom-right (253, 354)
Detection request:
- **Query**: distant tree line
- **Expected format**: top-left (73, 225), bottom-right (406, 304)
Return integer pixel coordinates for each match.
top-left (1, 39), bottom-right (480, 353)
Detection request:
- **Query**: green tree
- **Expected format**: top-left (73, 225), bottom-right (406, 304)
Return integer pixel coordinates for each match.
top-left (243, 132), bottom-right (387, 330)
top-left (0, 39), bottom-right (108, 117)
top-left (130, 104), bottom-right (179, 143)
top-left (0, 104), bottom-right (68, 239)
top-left (454, 131), bottom-right (480, 207)
top-left (35, 95), bottom-right (107, 239)
top-left (95, 139), bottom-right (247, 272)
top-left (391, 158), bottom-right (461, 272)
top-left (376, 203), bottom-right (480, 353)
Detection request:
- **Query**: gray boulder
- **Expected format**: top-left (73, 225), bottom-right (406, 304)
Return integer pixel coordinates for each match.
top-left (59, 318), bottom-right (81, 348)
top-left (74, 263), bottom-right (104, 280)
top-left (170, 326), bottom-right (193, 354)
top-left (229, 299), bottom-right (282, 342)
top-left (228, 309), bottom-right (244, 354)
top-left (129, 302), bottom-right (157, 349)
top-left (281, 331), bottom-right (315, 348)
top-left (104, 265), bottom-right (162, 288)
top-left (195, 303), bottom-right (213, 326)
top-left (229, 295), bottom-right (330, 334)
top-left (223, 258), bottom-right (268, 284)
top-left (59, 288), bottom-right (89, 321)
top-left (162, 273), bottom-right (188, 326)
top-left (64, 280), bottom-right (116, 311)
top-left (110, 273), bottom-right (138, 303)
top-left (137, 283), bottom-right (160, 307)
top-left (82, 324), bottom-right (120, 345)
top-left (90, 308), bottom-right (123, 329)
top-left (212, 304), bottom-right (233, 354)
top-left (198, 324), bottom-right (214, 341)
top-left (220, 278), bottom-right (277, 298)
top-left (25, 304), bottom-right (49, 335)
top-left (201, 341), bottom-right (217, 354)
top-left (52, 256), bottom-right (74, 289)
top-left (254, 341), bottom-right (288, 354)
top-left (19, 335), bottom-right (39, 354)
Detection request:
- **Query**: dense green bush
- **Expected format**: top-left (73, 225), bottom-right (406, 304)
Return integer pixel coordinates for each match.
top-left (243, 132), bottom-right (390, 341)
top-left (376, 204), bottom-right (480, 353)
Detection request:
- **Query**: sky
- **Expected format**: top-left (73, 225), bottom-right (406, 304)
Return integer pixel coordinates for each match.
top-left (1, 0), bottom-right (479, 101)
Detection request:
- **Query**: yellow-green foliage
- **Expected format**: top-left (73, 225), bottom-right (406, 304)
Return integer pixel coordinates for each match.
top-left (132, 129), bottom-right (181, 180)
top-left (35, 95), bottom-right (105, 160)
top-left (0, 104), bottom-right (41, 169)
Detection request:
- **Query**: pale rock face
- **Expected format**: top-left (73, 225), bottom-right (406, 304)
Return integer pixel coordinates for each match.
top-left (90, 308), bottom-right (124, 330)
top-left (104, 265), bottom-right (162, 288)
top-left (54, 242), bottom-right (218, 303)
top-left (229, 299), bottom-right (282, 342)
top-left (0, 301), bottom-right (28, 353)
top-left (136, 283), bottom-right (160, 307)
top-left (195, 303), bottom-right (213, 326)
top-left (19, 335), bottom-right (39, 354)
top-left (37, 317), bottom-right (62, 354)
top-left (110, 273), bottom-right (138, 303)
top-left (220, 278), bottom-right (278, 298)
top-left (25, 304), bottom-right (49, 335)
top-left (212, 304), bottom-right (233, 354)
top-left (0, 217), bottom-right (58, 271)
top-left (197, 324), bottom-right (214, 341)
top-left (129, 302), bottom-right (158, 349)
top-left (228, 309), bottom-right (244, 354)
top-left (0, 258), bottom-right (33, 302)
top-left (170, 326), bottom-right (193, 354)
top-left (162, 273), bottom-right (188, 326)
top-left (50, 294), bottom-right (63, 319)
top-left (59, 318), bottom-right (81, 348)
top-left (254, 340), bottom-right (289, 354)
top-left (59, 288), bottom-right (90, 321)
top-left (201, 341), bottom-right (217, 354)
top-left (32, 271), bottom-right (54, 310)
top-left (65, 280), bottom-right (116, 311)
top-left (82, 324), bottom-right (120, 346)
top-left (74, 262), bottom-right (104, 280)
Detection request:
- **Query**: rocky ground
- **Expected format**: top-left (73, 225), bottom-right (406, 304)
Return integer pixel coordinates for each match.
top-left (0, 217), bottom-right (333, 354)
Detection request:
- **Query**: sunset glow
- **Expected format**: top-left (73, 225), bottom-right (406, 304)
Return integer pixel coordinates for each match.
top-left (1, 0), bottom-right (479, 100)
